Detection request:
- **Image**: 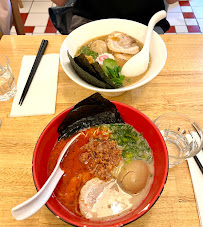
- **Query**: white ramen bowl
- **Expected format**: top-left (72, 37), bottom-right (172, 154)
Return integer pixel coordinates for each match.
top-left (60, 18), bottom-right (167, 97)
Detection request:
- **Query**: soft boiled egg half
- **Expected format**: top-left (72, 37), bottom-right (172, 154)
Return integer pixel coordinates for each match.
top-left (79, 160), bottom-right (153, 220)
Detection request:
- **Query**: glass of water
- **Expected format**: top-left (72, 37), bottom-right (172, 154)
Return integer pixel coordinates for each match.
top-left (0, 55), bottom-right (17, 101)
top-left (154, 113), bottom-right (203, 168)
top-left (0, 55), bottom-right (17, 127)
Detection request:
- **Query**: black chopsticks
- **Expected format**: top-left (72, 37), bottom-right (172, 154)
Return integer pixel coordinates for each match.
top-left (191, 123), bottom-right (203, 175)
top-left (193, 154), bottom-right (203, 175)
top-left (18, 39), bottom-right (48, 106)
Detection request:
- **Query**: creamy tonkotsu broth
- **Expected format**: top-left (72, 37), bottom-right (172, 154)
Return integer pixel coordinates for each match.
top-left (47, 123), bottom-right (154, 220)
top-left (79, 163), bottom-right (154, 220)
top-left (74, 32), bottom-right (151, 87)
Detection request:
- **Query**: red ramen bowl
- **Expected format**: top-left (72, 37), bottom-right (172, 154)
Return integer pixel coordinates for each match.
top-left (32, 101), bottom-right (168, 226)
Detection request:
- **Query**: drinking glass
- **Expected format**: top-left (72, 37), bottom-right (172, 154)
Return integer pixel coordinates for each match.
top-left (0, 55), bottom-right (17, 101)
top-left (0, 54), bottom-right (17, 127)
top-left (154, 113), bottom-right (203, 168)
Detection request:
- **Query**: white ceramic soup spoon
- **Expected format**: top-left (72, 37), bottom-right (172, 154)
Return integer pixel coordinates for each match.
top-left (11, 133), bottom-right (81, 220)
top-left (121, 10), bottom-right (167, 77)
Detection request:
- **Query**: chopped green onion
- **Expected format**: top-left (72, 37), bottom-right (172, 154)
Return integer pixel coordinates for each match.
top-left (80, 46), bottom-right (98, 60)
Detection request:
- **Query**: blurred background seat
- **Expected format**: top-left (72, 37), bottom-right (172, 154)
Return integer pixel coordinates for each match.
top-left (18, 0), bottom-right (23, 8)
top-left (10, 0), bottom-right (25, 35)
top-left (0, 0), bottom-right (25, 37)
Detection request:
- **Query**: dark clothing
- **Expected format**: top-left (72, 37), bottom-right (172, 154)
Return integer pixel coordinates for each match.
top-left (73, 0), bottom-right (170, 32)
top-left (49, 0), bottom-right (170, 34)
top-left (69, 15), bottom-right (91, 33)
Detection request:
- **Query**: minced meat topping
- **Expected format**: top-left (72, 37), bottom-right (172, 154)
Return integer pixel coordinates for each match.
top-left (80, 137), bottom-right (122, 181)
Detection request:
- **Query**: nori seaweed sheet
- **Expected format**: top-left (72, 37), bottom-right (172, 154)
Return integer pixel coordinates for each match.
top-left (74, 55), bottom-right (121, 89)
top-left (91, 62), bottom-right (121, 89)
top-left (74, 54), bottom-right (101, 80)
top-left (68, 52), bottom-right (112, 89)
top-left (57, 92), bottom-right (124, 140)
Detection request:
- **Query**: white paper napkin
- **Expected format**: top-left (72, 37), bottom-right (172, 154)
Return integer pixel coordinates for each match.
top-left (187, 151), bottom-right (203, 227)
top-left (10, 54), bottom-right (59, 117)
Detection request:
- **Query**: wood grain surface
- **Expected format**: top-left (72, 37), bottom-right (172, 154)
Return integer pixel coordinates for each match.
top-left (0, 35), bottom-right (203, 227)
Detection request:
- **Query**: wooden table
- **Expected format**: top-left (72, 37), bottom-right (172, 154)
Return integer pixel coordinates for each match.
top-left (0, 35), bottom-right (203, 227)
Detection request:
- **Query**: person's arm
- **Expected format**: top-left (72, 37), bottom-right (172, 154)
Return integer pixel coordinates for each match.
top-left (51, 0), bottom-right (68, 6)
top-left (166, 0), bottom-right (178, 4)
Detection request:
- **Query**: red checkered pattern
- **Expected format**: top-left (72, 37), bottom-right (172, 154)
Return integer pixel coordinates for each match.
top-left (166, 0), bottom-right (202, 34)
top-left (17, 13), bottom-right (57, 34)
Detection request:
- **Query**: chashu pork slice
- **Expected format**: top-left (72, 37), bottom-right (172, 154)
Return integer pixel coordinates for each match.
top-left (107, 32), bottom-right (140, 55)
top-left (114, 53), bottom-right (133, 67)
top-left (79, 178), bottom-right (133, 220)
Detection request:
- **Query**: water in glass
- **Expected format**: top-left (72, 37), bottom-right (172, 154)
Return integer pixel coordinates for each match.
top-left (0, 55), bottom-right (17, 101)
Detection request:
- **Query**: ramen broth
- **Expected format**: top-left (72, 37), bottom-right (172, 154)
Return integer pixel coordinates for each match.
top-left (75, 34), bottom-right (151, 87)
top-left (47, 124), bottom-right (154, 220)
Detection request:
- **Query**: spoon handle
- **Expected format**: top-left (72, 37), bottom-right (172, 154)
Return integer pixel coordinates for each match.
top-left (11, 133), bottom-right (80, 220)
top-left (143, 10), bottom-right (166, 52)
top-left (11, 167), bottom-right (64, 220)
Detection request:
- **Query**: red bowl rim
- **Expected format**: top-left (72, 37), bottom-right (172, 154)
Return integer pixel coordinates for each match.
top-left (32, 101), bottom-right (168, 226)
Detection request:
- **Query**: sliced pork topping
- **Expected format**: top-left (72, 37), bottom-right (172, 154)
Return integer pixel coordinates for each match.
top-left (107, 32), bottom-right (140, 55)
top-left (90, 40), bottom-right (107, 54)
top-left (79, 178), bottom-right (133, 220)
top-left (114, 53), bottom-right (133, 67)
